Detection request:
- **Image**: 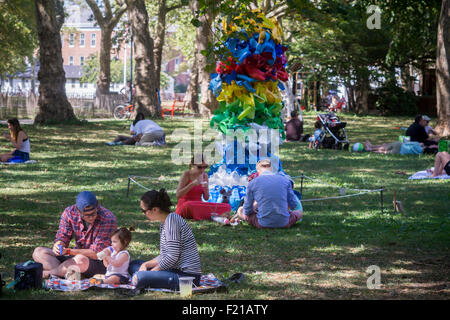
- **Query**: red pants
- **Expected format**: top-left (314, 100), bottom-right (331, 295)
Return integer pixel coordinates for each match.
top-left (176, 201), bottom-right (231, 220)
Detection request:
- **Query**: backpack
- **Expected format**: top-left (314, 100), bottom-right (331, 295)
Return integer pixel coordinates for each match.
top-left (400, 142), bottom-right (423, 155)
top-left (6, 260), bottom-right (43, 291)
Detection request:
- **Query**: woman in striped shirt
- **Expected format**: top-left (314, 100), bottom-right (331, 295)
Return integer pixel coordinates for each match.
top-left (129, 189), bottom-right (202, 290)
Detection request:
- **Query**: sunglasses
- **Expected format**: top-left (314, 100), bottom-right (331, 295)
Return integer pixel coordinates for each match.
top-left (196, 165), bottom-right (208, 169)
top-left (142, 208), bottom-right (151, 215)
top-left (81, 209), bottom-right (97, 218)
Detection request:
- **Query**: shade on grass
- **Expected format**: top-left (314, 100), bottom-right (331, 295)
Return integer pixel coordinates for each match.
top-left (0, 113), bottom-right (448, 300)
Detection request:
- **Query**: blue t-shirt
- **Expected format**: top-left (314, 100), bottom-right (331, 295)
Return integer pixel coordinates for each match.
top-left (243, 171), bottom-right (301, 228)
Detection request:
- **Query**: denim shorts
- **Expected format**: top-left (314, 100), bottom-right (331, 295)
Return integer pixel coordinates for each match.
top-left (12, 150), bottom-right (30, 161)
top-left (106, 273), bottom-right (130, 284)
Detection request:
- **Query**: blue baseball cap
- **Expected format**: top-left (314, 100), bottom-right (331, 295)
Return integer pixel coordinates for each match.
top-left (76, 191), bottom-right (98, 212)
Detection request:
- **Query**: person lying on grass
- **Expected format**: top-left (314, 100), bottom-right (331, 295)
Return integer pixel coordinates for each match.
top-left (33, 191), bottom-right (117, 280)
top-left (90, 227), bottom-right (134, 285)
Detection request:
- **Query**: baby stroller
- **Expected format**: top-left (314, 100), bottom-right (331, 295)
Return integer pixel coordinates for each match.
top-left (313, 111), bottom-right (350, 150)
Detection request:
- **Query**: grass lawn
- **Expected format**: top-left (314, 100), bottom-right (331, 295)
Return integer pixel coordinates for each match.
top-left (0, 112), bottom-right (449, 300)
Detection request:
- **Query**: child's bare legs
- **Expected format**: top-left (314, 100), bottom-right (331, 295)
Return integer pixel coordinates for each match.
top-left (102, 275), bottom-right (121, 285)
top-left (431, 152), bottom-right (450, 177)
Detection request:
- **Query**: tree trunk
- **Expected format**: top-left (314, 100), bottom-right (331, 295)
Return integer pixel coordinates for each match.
top-left (195, 1), bottom-right (217, 117)
top-left (401, 64), bottom-right (415, 93)
top-left (97, 27), bottom-right (113, 94)
top-left (126, 0), bottom-right (160, 117)
top-left (86, 0), bottom-right (127, 96)
top-left (346, 85), bottom-right (356, 112)
top-left (184, 51), bottom-right (200, 114)
top-left (153, 0), bottom-right (168, 93)
top-left (436, 0), bottom-right (450, 136)
top-left (353, 76), bottom-right (370, 114)
top-left (34, 0), bottom-right (76, 124)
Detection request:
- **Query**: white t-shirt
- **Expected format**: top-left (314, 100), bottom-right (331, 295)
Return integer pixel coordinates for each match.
top-left (134, 120), bottom-right (163, 135)
top-left (105, 250), bottom-right (130, 278)
top-left (130, 123), bottom-right (136, 134)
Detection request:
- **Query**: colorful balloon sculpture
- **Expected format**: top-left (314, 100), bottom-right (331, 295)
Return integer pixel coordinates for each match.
top-left (206, 11), bottom-right (294, 210)
top-left (208, 10), bottom-right (289, 139)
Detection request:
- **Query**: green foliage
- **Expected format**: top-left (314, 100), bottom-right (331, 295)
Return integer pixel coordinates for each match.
top-left (374, 81), bottom-right (418, 116)
top-left (81, 54), bottom-right (130, 84)
top-left (160, 71), bottom-right (170, 89)
top-left (174, 82), bottom-right (188, 93)
top-left (0, 0), bottom-right (38, 74)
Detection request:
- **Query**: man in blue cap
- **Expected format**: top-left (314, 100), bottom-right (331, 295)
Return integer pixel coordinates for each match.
top-left (33, 191), bottom-right (117, 279)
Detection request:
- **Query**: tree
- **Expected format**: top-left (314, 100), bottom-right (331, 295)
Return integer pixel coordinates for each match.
top-left (80, 53), bottom-right (130, 85)
top-left (436, 0), bottom-right (450, 136)
top-left (34, 0), bottom-right (76, 124)
top-left (125, 0), bottom-right (160, 117)
top-left (85, 0), bottom-right (127, 94)
top-left (150, 0), bottom-right (188, 93)
top-left (0, 0), bottom-right (37, 75)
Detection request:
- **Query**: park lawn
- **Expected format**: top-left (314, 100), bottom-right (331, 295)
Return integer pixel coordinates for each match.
top-left (0, 113), bottom-right (449, 300)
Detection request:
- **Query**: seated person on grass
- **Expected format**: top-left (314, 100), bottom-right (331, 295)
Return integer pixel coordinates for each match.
top-left (0, 118), bottom-right (30, 162)
top-left (406, 115), bottom-right (438, 147)
top-left (129, 189), bottom-right (202, 290)
top-left (308, 120), bottom-right (322, 149)
top-left (285, 110), bottom-right (303, 142)
top-left (236, 159), bottom-right (303, 229)
top-left (427, 151), bottom-right (450, 177)
top-left (91, 227), bottom-right (133, 285)
top-left (32, 191), bottom-right (117, 280)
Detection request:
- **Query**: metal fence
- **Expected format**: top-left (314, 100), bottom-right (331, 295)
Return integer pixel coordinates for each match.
top-left (0, 92), bottom-right (126, 120)
top-left (0, 92), bottom-right (188, 120)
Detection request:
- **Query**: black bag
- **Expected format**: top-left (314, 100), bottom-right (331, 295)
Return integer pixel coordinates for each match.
top-left (11, 260), bottom-right (43, 290)
top-left (0, 253), bottom-right (4, 296)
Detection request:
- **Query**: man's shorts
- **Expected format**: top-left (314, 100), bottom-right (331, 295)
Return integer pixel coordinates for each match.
top-left (57, 255), bottom-right (106, 278)
top-left (245, 210), bottom-right (302, 229)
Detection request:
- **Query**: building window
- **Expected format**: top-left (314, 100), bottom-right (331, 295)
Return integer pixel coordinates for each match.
top-left (71, 79), bottom-right (76, 88)
top-left (80, 56), bottom-right (85, 66)
top-left (69, 56), bottom-right (74, 65)
top-left (80, 33), bottom-right (85, 47)
top-left (69, 33), bottom-right (75, 47)
top-left (91, 34), bottom-right (96, 47)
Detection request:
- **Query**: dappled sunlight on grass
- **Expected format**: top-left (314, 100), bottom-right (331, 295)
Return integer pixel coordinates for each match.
top-left (0, 117), bottom-right (448, 300)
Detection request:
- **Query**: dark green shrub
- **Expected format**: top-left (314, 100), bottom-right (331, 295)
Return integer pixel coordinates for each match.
top-left (375, 81), bottom-right (418, 116)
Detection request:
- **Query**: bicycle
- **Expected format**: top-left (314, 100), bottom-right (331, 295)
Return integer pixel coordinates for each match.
top-left (113, 103), bottom-right (135, 120)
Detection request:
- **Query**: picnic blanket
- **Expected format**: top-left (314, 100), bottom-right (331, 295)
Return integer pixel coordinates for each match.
top-left (408, 170), bottom-right (450, 180)
top-left (44, 273), bottom-right (224, 294)
top-left (1, 159), bottom-right (37, 165)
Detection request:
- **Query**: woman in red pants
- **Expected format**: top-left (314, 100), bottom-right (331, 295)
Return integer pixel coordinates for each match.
top-left (175, 155), bottom-right (231, 220)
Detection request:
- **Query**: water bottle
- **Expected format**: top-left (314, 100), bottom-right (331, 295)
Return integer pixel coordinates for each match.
top-left (211, 215), bottom-right (230, 225)
top-left (97, 246), bottom-right (114, 260)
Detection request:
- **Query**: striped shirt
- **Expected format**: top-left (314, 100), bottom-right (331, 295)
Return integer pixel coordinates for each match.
top-left (157, 213), bottom-right (202, 275)
top-left (55, 205), bottom-right (117, 253)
